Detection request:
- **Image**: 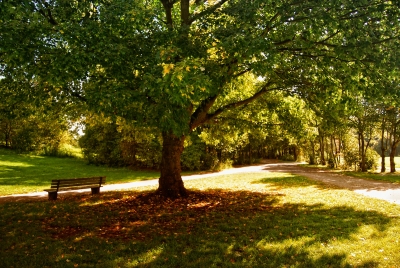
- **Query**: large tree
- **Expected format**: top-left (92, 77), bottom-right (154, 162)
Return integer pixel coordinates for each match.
top-left (1, 0), bottom-right (399, 197)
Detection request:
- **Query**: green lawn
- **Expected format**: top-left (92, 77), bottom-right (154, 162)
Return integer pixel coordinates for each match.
top-left (381, 156), bottom-right (400, 171)
top-left (0, 148), bottom-right (160, 195)
top-left (1, 172), bottom-right (400, 267)
top-left (344, 156), bottom-right (400, 184)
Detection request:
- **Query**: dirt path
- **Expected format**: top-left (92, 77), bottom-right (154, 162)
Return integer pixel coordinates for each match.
top-left (1, 161), bottom-right (400, 204)
top-left (262, 162), bottom-right (400, 205)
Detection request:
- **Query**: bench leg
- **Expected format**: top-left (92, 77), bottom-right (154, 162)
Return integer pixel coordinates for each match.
top-left (91, 187), bottom-right (100, 194)
top-left (48, 192), bottom-right (58, 201)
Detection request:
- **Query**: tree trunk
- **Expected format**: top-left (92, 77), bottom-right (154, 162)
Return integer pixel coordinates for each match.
top-left (157, 132), bottom-right (187, 198)
top-left (319, 130), bottom-right (326, 165)
top-left (381, 130), bottom-right (387, 173)
top-left (389, 148), bottom-right (396, 173)
top-left (389, 140), bottom-right (399, 173)
top-left (360, 133), bottom-right (367, 172)
top-left (309, 140), bottom-right (316, 165)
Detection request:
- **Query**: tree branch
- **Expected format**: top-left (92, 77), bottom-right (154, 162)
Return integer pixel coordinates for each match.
top-left (190, 95), bottom-right (219, 131)
top-left (189, 0), bottom-right (229, 25)
top-left (160, 0), bottom-right (178, 28)
top-left (261, 12), bottom-right (280, 37)
top-left (192, 81), bottom-right (280, 129)
top-left (37, 0), bottom-right (58, 26)
top-left (181, 0), bottom-right (190, 26)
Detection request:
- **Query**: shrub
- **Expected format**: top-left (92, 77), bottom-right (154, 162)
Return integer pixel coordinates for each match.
top-left (181, 139), bottom-right (206, 171)
top-left (343, 147), bottom-right (359, 170)
top-left (365, 149), bottom-right (379, 171)
top-left (79, 122), bottom-right (123, 166)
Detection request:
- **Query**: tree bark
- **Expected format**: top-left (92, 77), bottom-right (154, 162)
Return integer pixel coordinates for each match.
top-left (157, 131), bottom-right (187, 198)
top-left (319, 131), bottom-right (326, 165)
top-left (360, 133), bottom-right (367, 172)
top-left (389, 147), bottom-right (396, 173)
top-left (389, 139), bottom-right (399, 173)
top-left (380, 123), bottom-right (386, 173)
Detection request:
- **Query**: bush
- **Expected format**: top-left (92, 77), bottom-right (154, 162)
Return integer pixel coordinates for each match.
top-left (343, 147), bottom-right (359, 170)
top-left (134, 138), bottom-right (162, 169)
top-left (213, 159), bottom-right (233, 171)
top-left (12, 125), bottom-right (38, 152)
top-left (365, 149), bottom-right (379, 171)
top-left (181, 139), bottom-right (206, 171)
top-left (79, 119), bottom-right (163, 168)
top-left (281, 154), bottom-right (295, 161)
top-left (202, 149), bottom-right (219, 170)
top-left (79, 123), bottom-right (123, 166)
top-left (328, 157), bottom-right (335, 168)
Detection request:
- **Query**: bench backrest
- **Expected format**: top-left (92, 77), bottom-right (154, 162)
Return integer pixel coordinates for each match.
top-left (50, 177), bottom-right (106, 191)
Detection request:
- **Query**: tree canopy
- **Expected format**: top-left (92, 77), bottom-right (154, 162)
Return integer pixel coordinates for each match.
top-left (1, 0), bottom-right (399, 198)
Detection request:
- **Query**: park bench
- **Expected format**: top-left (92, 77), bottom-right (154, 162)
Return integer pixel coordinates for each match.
top-left (44, 176), bottom-right (106, 200)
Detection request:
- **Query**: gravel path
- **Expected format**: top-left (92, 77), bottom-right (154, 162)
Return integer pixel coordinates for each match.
top-left (1, 161), bottom-right (400, 204)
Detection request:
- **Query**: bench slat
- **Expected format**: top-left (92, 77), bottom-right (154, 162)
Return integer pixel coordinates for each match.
top-left (51, 177), bottom-right (105, 183)
top-left (44, 185), bottom-right (102, 192)
top-left (50, 180), bottom-right (103, 186)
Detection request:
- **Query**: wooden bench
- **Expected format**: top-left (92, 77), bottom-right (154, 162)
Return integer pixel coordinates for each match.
top-left (44, 176), bottom-right (106, 200)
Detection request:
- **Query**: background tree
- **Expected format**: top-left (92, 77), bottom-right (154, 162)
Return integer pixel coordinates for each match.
top-left (385, 106), bottom-right (400, 172)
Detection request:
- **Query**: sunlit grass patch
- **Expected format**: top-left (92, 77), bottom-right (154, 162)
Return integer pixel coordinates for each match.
top-left (0, 148), bottom-right (159, 195)
top-left (343, 171), bottom-right (400, 184)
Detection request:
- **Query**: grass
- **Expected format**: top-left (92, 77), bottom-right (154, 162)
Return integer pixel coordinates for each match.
top-left (0, 148), bottom-right (160, 195)
top-left (381, 156), bottom-right (400, 171)
top-left (1, 172), bottom-right (400, 267)
top-left (343, 157), bottom-right (400, 184)
top-left (343, 172), bottom-right (400, 184)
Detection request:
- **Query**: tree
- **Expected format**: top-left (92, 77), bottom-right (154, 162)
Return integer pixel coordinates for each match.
top-left (1, 0), bottom-right (399, 197)
top-left (385, 106), bottom-right (400, 172)
top-left (347, 97), bottom-right (381, 172)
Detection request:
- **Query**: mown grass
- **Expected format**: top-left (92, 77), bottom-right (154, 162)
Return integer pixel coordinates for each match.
top-left (381, 156), bottom-right (400, 171)
top-left (1, 172), bottom-right (400, 267)
top-left (343, 172), bottom-right (400, 184)
top-left (0, 148), bottom-right (159, 195)
top-left (343, 157), bottom-right (400, 184)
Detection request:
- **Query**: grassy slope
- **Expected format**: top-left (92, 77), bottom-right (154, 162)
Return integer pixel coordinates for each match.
top-left (1, 173), bottom-right (399, 267)
top-left (0, 148), bottom-right (159, 195)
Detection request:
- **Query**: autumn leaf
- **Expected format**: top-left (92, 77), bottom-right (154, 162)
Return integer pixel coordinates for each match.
top-left (162, 63), bottom-right (174, 76)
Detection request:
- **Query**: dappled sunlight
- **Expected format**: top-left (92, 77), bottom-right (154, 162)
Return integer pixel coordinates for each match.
top-left (27, 188), bottom-right (398, 266)
top-left (2, 169), bottom-right (400, 266)
top-left (0, 160), bottom-right (34, 168)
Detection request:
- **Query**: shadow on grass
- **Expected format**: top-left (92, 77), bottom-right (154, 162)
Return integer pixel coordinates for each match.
top-left (0, 188), bottom-right (392, 267)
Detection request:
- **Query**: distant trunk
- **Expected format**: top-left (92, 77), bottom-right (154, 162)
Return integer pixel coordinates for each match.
top-left (359, 132), bottom-right (367, 172)
top-left (389, 140), bottom-right (399, 173)
top-left (319, 130), bottom-right (326, 165)
top-left (310, 140), bottom-right (316, 165)
top-left (380, 123), bottom-right (387, 173)
top-left (381, 144), bottom-right (386, 173)
top-left (330, 135), bottom-right (337, 168)
top-left (293, 145), bottom-right (298, 161)
top-left (389, 148), bottom-right (396, 173)
top-left (157, 132), bottom-right (187, 198)
top-left (4, 121), bottom-right (12, 148)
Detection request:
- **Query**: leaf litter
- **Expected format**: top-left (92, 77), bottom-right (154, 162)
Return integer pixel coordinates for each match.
top-left (41, 190), bottom-right (283, 241)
